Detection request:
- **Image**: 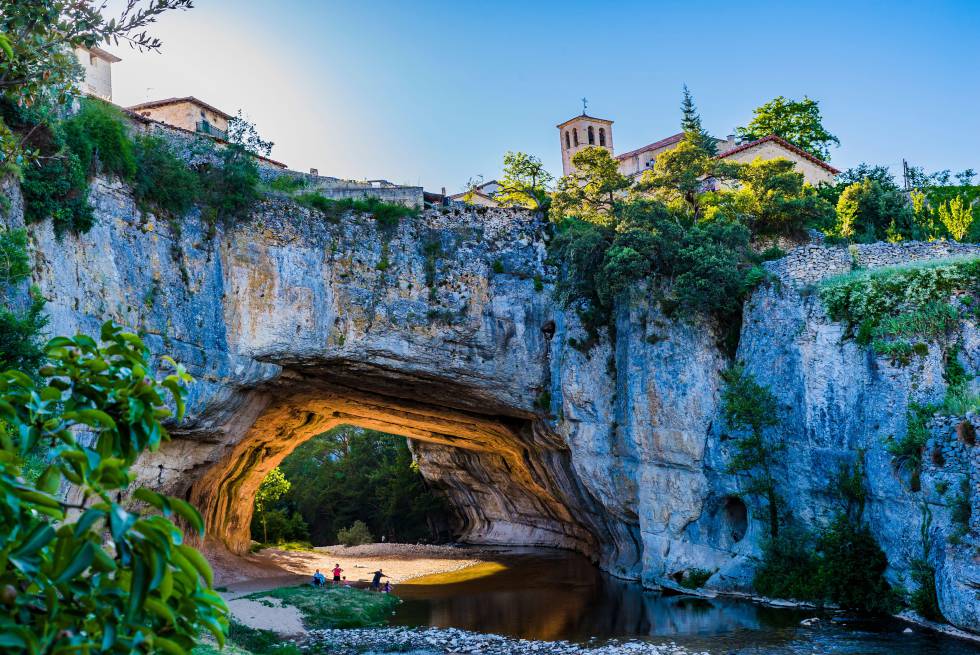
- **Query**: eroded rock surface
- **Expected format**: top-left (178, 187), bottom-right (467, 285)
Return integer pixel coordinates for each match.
top-left (4, 178), bottom-right (978, 631)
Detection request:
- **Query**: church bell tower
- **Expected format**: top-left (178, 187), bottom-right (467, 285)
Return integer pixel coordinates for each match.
top-left (557, 101), bottom-right (614, 175)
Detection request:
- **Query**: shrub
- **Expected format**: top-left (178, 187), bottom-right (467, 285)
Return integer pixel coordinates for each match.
top-left (754, 528), bottom-right (823, 601)
top-left (886, 402), bottom-right (934, 492)
top-left (817, 516), bottom-right (896, 613)
top-left (722, 364), bottom-right (781, 537)
top-left (909, 559), bottom-right (943, 621)
top-left (0, 98), bottom-right (93, 235)
top-left (267, 174), bottom-right (308, 194)
top-left (754, 518), bottom-right (896, 614)
top-left (679, 567), bottom-right (713, 589)
top-left (492, 259), bottom-right (505, 274)
top-left (819, 257), bottom-right (980, 331)
top-left (0, 323), bottom-right (228, 653)
top-left (132, 135), bottom-right (200, 216)
top-left (337, 520), bottom-right (373, 546)
top-left (296, 193), bottom-right (416, 228)
top-left (0, 289), bottom-right (48, 373)
top-left (0, 227), bottom-right (30, 284)
top-left (199, 144), bottom-right (261, 228)
top-left (62, 98), bottom-right (136, 180)
top-left (949, 478), bottom-right (972, 544)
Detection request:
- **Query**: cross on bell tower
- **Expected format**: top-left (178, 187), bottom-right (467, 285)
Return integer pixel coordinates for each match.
top-left (582, 97), bottom-right (588, 115)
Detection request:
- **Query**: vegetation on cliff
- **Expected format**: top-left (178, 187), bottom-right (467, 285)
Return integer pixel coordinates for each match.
top-left (0, 323), bottom-right (227, 653)
top-left (721, 366), bottom-right (897, 614)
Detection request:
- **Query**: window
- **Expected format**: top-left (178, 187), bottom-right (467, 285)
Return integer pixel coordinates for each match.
top-left (599, 128), bottom-right (606, 146)
top-left (588, 126), bottom-right (595, 145)
top-left (573, 128), bottom-right (579, 147)
top-left (565, 131), bottom-right (570, 149)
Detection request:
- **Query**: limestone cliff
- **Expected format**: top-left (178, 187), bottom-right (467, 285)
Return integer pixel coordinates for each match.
top-left (3, 177), bottom-right (977, 632)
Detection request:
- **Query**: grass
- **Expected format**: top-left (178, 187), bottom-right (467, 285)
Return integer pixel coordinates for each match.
top-left (245, 585), bottom-right (399, 629)
top-left (251, 541), bottom-right (315, 553)
top-left (191, 621), bottom-right (301, 655)
top-left (295, 192), bottom-right (417, 228)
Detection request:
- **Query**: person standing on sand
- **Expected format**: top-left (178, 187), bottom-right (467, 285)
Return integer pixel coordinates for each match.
top-left (332, 563), bottom-right (343, 584)
top-left (370, 569), bottom-right (387, 591)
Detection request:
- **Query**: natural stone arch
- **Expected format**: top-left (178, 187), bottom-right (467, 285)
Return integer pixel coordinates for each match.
top-left (184, 376), bottom-right (600, 556)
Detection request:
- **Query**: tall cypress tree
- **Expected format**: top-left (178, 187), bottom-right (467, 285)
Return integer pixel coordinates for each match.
top-left (680, 85), bottom-right (717, 155)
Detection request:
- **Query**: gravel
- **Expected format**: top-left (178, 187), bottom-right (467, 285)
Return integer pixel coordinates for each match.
top-left (307, 627), bottom-right (708, 655)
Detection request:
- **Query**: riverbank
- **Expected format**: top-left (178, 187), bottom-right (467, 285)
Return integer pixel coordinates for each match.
top-left (307, 626), bottom-right (708, 655)
top-left (215, 543), bottom-right (502, 635)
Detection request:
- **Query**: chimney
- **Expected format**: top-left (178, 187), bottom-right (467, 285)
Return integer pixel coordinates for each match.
top-left (726, 134), bottom-right (736, 143)
top-left (309, 167), bottom-right (318, 176)
top-left (441, 187), bottom-right (446, 196)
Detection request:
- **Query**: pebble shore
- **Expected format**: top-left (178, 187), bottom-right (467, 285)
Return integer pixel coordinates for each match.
top-left (307, 627), bottom-right (708, 655)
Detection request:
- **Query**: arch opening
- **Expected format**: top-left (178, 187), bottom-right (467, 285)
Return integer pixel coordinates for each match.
top-left (167, 372), bottom-right (604, 559)
top-left (250, 425), bottom-right (454, 547)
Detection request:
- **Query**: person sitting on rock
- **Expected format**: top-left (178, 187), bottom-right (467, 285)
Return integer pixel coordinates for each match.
top-left (312, 569), bottom-right (326, 587)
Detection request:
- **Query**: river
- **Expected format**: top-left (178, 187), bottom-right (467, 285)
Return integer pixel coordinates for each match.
top-left (389, 549), bottom-right (980, 654)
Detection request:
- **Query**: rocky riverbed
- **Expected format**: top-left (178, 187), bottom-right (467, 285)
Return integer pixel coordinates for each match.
top-left (307, 627), bottom-right (708, 655)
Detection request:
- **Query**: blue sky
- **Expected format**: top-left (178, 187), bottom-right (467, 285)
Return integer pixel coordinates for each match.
top-left (111, 0), bottom-right (979, 191)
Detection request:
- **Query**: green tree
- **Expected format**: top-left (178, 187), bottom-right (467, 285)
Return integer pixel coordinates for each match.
top-left (0, 322), bottom-right (227, 654)
top-left (0, 0), bottom-right (193, 165)
top-left (937, 195), bottom-right (975, 241)
top-left (835, 178), bottom-right (915, 242)
top-left (680, 85), bottom-right (716, 155)
top-left (722, 364), bottom-right (782, 537)
top-left (254, 467), bottom-right (291, 544)
top-left (269, 427), bottom-right (450, 546)
top-left (495, 151), bottom-right (553, 210)
top-left (551, 146), bottom-right (632, 222)
top-left (635, 138), bottom-right (739, 217)
top-left (736, 96), bottom-right (840, 161)
top-left (706, 157), bottom-right (835, 235)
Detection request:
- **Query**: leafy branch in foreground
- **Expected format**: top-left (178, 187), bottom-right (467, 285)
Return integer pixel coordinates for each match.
top-left (0, 322), bottom-right (227, 654)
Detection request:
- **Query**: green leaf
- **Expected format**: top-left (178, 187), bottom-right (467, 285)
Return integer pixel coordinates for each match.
top-left (53, 540), bottom-right (95, 584)
top-left (177, 544), bottom-right (213, 587)
top-left (170, 497), bottom-right (204, 536)
top-left (36, 465), bottom-right (61, 494)
top-left (153, 636), bottom-right (187, 655)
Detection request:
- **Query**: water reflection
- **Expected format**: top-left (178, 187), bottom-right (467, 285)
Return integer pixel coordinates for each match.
top-left (391, 550), bottom-right (980, 654)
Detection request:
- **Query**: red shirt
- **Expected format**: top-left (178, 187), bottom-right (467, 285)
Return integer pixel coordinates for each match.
top-left (332, 567), bottom-right (342, 577)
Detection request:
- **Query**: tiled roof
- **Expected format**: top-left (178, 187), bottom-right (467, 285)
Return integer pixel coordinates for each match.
top-left (128, 96), bottom-right (233, 121)
top-left (716, 135), bottom-right (840, 174)
top-left (556, 114), bottom-right (614, 129)
top-left (614, 133), bottom-right (684, 161)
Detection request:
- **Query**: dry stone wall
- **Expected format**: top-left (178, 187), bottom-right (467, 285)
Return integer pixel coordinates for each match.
top-left (766, 240), bottom-right (980, 287)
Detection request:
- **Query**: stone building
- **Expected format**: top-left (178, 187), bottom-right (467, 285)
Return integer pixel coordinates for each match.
top-left (73, 46), bottom-right (120, 101)
top-left (128, 97), bottom-right (232, 141)
top-left (449, 180), bottom-right (502, 207)
top-left (557, 112), bottom-right (839, 186)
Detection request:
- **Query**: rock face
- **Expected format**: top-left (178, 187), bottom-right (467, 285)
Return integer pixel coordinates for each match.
top-left (3, 178), bottom-right (978, 632)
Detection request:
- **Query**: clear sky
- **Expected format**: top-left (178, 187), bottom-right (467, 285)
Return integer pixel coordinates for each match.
top-left (109, 0), bottom-right (979, 192)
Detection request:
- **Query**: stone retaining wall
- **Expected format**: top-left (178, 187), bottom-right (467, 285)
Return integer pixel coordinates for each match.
top-left (765, 240), bottom-right (980, 287)
top-left (258, 168), bottom-right (424, 209)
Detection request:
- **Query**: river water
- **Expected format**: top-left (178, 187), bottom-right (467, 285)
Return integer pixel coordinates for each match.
top-left (390, 549), bottom-right (980, 655)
